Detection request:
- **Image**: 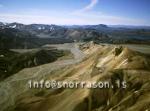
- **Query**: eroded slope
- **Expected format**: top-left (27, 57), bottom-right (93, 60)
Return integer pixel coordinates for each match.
top-left (1, 43), bottom-right (150, 111)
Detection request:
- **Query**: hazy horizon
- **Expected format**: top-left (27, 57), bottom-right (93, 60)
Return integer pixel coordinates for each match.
top-left (0, 0), bottom-right (150, 25)
top-left (2, 21), bottom-right (150, 27)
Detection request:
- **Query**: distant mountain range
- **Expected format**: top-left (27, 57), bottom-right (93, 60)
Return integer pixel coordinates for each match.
top-left (0, 22), bottom-right (150, 49)
top-left (1, 22), bottom-right (150, 30)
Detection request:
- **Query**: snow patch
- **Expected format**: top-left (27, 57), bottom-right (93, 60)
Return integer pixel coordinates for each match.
top-left (10, 25), bottom-right (16, 28)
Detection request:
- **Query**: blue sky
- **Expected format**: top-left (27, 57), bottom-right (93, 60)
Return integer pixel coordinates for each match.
top-left (0, 0), bottom-right (149, 25)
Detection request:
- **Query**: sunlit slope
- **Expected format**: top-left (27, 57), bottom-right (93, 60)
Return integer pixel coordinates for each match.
top-left (3, 43), bottom-right (150, 111)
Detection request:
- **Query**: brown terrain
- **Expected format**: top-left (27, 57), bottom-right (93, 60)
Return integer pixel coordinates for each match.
top-left (0, 43), bottom-right (150, 111)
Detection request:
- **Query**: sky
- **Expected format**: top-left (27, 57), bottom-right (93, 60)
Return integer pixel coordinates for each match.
top-left (0, 0), bottom-right (150, 25)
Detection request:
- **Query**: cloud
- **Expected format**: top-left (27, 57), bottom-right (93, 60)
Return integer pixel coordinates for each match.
top-left (70, 0), bottom-right (148, 25)
top-left (83, 0), bottom-right (98, 11)
top-left (74, 0), bottom-right (98, 13)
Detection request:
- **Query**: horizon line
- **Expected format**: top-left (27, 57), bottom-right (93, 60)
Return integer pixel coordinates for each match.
top-left (1, 21), bottom-right (150, 27)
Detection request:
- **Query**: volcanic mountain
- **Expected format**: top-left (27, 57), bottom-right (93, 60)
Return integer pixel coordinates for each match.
top-left (0, 43), bottom-right (150, 111)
